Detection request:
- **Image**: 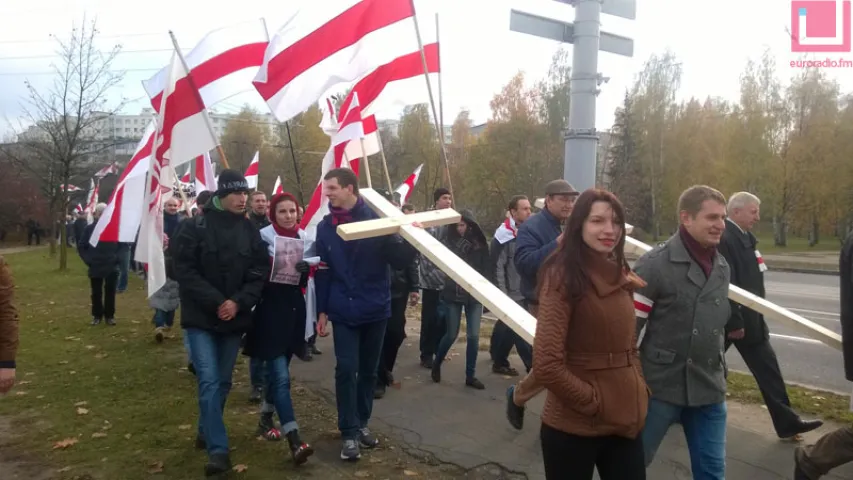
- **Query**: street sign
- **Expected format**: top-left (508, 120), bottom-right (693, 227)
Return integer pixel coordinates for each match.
top-left (554, 0), bottom-right (637, 20)
top-left (509, 9), bottom-right (634, 57)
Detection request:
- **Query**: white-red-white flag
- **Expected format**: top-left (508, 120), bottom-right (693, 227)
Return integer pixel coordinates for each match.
top-left (180, 153), bottom-right (217, 196)
top-left (300, 93), bottom-right (367, 233)
top-left (90, 121), bottom-right (156, 246)
top-left (272, 175), bottom-right (284, 195)
top-left (59, 184), bottom-right (82, 192)
top-left (94, 162), bottom-right (120, 179)
top-left (253, 0), bottom-right (418, 122)
top-left (138, 52), bottom-right (218, 297)
top-left (144, 20), bottom-right (269, 110)
top-left (395, 163), bottom-right (423, 203)
top-left (85, 178), bottom-right (100, 214)
top-left (245, 151), bottom-right (260, 189)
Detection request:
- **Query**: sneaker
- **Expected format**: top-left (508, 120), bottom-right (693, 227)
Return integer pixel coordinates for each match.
top-left (374, 384), bottom-right (386, 399)
top-left (154, 327), bottom-right (165, 343)
top-left (91, 317), bottom-right (102, 326)
top-left (358, 427), bottom-right (379, 449)
top-left (204, 453), bottom-right (231, 477)
top-left (466, 378), bottom-right (485, 390)
top-left (248, 385), bottom-right (263, 404)
top-left (505, 385), bottom-right (524, 430)
top-left (256, 413), bottom-right (282, 441)
top-left (105, 318), bottom-right (116, 326)
top-left (340, 438), bottom-right (361, 461)
top-left (286, 430), bottom-right (314, 466)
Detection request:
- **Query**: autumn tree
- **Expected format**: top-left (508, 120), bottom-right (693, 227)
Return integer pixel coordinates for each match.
top-left (283, 104), bottom-right (331, 204)
top-left (608, 92), bottom-right (651, 234)
top-left (396, 104), bottom-right (441, 210)
top-left (1, 19), bottom-right (124, 269)
top-left (220, 106), bottom-right (274, 173)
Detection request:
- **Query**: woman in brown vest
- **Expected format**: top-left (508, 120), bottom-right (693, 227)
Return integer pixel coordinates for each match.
top-left (534, 189), bottom-right (649, 479)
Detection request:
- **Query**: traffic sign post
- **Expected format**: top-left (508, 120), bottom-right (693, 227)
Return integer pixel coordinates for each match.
top-left (510, 0), bottom-right (635, 191)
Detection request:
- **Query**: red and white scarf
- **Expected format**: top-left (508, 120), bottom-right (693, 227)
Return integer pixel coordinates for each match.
top-left (493, 217), bottom-right (517, 245)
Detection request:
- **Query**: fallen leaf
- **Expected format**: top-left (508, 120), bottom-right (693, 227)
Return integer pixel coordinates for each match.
top-left (58, 361), bottom-right (69, 365)
top-left (36, 395), bottom-right (44, 399)
top-left (25, 372), bottom-right (34, 376)
top-left (85, 345), bottom-right (96, 350)
top-left (233, 464), bottom-right (248, 473)
top-left (124, 433), bottom-right (132, 439)
top-left (177, 424), bottom-right (191, 430)
top-left (131, 320), bottom-right (141, 324)
top-left (403, 470), bottom-right (419, 476)
top-left (53, 438), bottom-right (79, 449)
top-left (57, 466), bottom-right (72, 472)
top-left (354, 472), bottom-right (370, 478)
top-left (147, 461), bottom-right (164, 473)
top-left (74, 401), bottom-right (88, 407)
top-left (76, 407), bottom-right (89, 415)
top-left (69, 371), bottom-right (77, 375)
top-left (91, 432), bottom-right (107, 438)
top-left (15, 391), bottom-right (27, 396)
top-left (18, 380), bottom-right (31, 385)
top-left (94, 353), bottom-right (107, 359)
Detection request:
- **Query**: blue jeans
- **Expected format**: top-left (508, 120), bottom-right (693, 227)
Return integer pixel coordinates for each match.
top-left (332, 319), bottom-right (387, 440)
top-left (249, 357), bottom-right (267, 389)
top-left (641, 398), bottom-right (727, 479)
top-left (182, 329), bottom-right (192, 364)
top-left (436, 298), bottom-right (483, 380)
top-left (262, 355), bottom-right (298, 434)
top-left (185, 328), bottom-right (242, 456)
top-left (152, 309), bottom-right (175, 328)
top-left (117, 247), bottom-right (130, 292)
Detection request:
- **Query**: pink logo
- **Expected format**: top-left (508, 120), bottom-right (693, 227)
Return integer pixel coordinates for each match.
top-left (791, 1), bottom-right (852, 52)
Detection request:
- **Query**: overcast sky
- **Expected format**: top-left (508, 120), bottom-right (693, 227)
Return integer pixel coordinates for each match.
top-left (2, 0), bottom-right (853, 138)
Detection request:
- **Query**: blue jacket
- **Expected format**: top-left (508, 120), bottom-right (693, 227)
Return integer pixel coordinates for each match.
top-left (514, 208), bottom-right (562, 302)
top-left (315, 200), bottom-right (417, 326)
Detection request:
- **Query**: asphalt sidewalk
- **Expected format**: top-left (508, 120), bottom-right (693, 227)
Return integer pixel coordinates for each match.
top-left (292, 326), bottom-right (853, 480)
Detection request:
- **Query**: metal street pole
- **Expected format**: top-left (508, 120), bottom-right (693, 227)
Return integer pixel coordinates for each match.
top-left (564, 0), bottom-right (601, 192)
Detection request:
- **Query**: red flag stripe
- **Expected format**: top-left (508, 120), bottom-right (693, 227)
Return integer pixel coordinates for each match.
top-left (154, 74), bottom-right (208, 163)
top-left (253, 0), bottom-right (414, 100)
top-left (634, 301), bottom-right (652, 314)
top-left (245, 159), bottom-right (259, 177)
top-left (150, 43), bottom-right (267, 112)
top-left (99, 134), bottom-right (155, 241)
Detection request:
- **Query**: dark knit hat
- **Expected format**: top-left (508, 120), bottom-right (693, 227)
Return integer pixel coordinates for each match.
top-left (433, 187), bottom-right (451, 203)
top-left (216, 169), bottom-right (250, 198)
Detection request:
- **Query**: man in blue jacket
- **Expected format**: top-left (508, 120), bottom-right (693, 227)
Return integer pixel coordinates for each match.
top-left (314, 168), bottom-right (418, 462)
top-left (505, 179), bottom-right (577, 430)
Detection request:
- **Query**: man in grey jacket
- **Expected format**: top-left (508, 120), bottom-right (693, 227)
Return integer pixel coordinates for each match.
top-left (633, 185), bottom-right (731, 479)
top-left (489, 195), bottom-right (532, 376)
top-left (418, 188), bottom-right (452, 369)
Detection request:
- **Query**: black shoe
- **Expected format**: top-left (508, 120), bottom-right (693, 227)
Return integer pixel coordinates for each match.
top-left (91, 317), bottom-right (102, 326)
top-left (248, 385), bottom-right (263, 404)
top-left (505, 385), bottom-right (524, 430)
top-left (374, 384), bottom-right (386, 399)
top-left (188, 363), bottom-right (197, 376)
top-left (431, 364), bottom-right (441, 383)
top-left (492, 364), bottom-right (519, 376)
top-left (105, 318), bottom-right (116, 326)
top-left (466, 378), bottom-right (485, 390)
top-left (420, 357), bottom-right (434, 369)
top-left (195, 433), bottom-right (206, 450)
top-left (310, 345), bottom-right (322, 355)
top-left (781, 419), bottom-right (824, 439)
top-left (204, 453), bottom-right (231, 477)
top-left (286, 430), bottom-right (314, 466)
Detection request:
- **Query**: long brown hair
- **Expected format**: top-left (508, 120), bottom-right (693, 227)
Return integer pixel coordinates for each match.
top-left (537, 189), bottom-right (630, 304)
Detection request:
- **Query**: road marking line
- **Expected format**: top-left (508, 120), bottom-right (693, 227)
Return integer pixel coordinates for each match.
top-left (770, 333), bottom-right (825, 345)
top-left (786, 307), bottom-right (840, 318)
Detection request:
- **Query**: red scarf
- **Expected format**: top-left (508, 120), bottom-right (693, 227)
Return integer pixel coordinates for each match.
top-left (269, 192), bottom-right (301, 238)
top-left (679, 225), bottom-right (715, 278)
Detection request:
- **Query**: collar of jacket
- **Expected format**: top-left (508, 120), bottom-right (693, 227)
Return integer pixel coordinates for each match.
top-left (726, 218), bottom-right (756, 249)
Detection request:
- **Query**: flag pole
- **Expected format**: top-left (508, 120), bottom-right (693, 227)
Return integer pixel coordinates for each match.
top-left (168, 30), bottom-right (231, 170)
top-left (435, 12), bottom-right (444, 132)
top-left (359, 139), bottom-right (373, 188)
top-left (375, 128), bottom-right (394, 192)
top-left (408, 1), bottom-right (453, 204)
top-left (283, 121), bottom-right (305, 205)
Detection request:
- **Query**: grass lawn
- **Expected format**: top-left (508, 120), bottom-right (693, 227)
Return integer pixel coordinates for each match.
top-left (752, 234), bottom-right (840, 255)
top-left (727, 371), bottom-right (853, 424)
top-left (0, 250), bottom-right (465, 480)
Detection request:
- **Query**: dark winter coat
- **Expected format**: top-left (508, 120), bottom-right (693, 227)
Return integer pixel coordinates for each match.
top-left (77, 223), bottom-right (124, 278)
top-left (441, 210), bottom-right (490, 304)
top-left (170, 206), bottom-right (270, 334)
top-left (514, 208), bottom-right (562, 303)
top-left (315, 199), bottom-right (417, 327)
top-left (391, 255), bottom-right (420, 299)
top-left (718, 219), bottom-right (769, 346)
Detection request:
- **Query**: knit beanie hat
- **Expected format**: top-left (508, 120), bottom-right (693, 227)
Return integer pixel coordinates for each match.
top-left (216, 169), bottom-right (250, 198)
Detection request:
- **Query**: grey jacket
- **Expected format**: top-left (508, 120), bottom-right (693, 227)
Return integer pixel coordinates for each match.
top-left (491, 237), bottom-right (522, 302)
top-left (419, 224), bottom-right (447, 291)
top-left (633, 233), bottom-right (731, 407)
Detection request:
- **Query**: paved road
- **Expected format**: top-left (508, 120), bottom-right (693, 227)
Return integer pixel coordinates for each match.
top-left (727, 271), bottom-right (850, 393)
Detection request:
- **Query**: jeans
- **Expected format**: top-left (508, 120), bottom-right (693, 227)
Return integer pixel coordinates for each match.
top-left (117, 247), bottom-right (130, 292)
top-left (185, 328), bottom-right (242, 456)
top-left (378, 296), bottom-right (408, 386)
top-left (489, 319), bottom-right (533, 371)
top-left (182, 329), bottom-right (192, 364)
top-left (435, 298), bottom-right (482, 380)
top-left (152, 309), bottom-right (175, 328)
top-left (540, 423), bottom-right (645, 480)
top-left (332, 319), bottom-right (387, 440)
top-left (419, 289), bottom-right (446, 361)
top-left (90, 273), bottom-right (118, 319)
top-left (641, 398), bottom-right (727, 480)
top-left (262, 355), bottom-right (299, 434)
top-left (249, 357), bottom-right (267, 389)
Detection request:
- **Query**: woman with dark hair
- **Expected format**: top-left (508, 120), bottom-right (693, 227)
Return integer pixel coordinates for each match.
top-left (431, 210), bottom-right (490, 390)
top-left (534, 189), bottom-right (649, 479)
top-left (243, 192), bottom-right (317, 465)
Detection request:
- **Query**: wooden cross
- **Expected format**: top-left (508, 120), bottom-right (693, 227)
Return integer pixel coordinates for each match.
top-left (336, 188), bottom-right (538, 343)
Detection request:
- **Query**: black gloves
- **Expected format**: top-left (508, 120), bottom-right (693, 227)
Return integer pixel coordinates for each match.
top-left (295, 260), bottom-right (310, 273)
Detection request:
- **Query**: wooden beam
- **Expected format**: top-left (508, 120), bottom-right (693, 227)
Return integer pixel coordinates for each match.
top-left (336, 209), bottom-right (461, 241)
top-left (624, 236), bottom-right (842, 351)
top-left (357, 189), bottom-right (537, 343)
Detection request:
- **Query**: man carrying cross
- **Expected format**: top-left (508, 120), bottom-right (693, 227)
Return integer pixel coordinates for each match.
top-left (314, 168), bottom-right (419, 462)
